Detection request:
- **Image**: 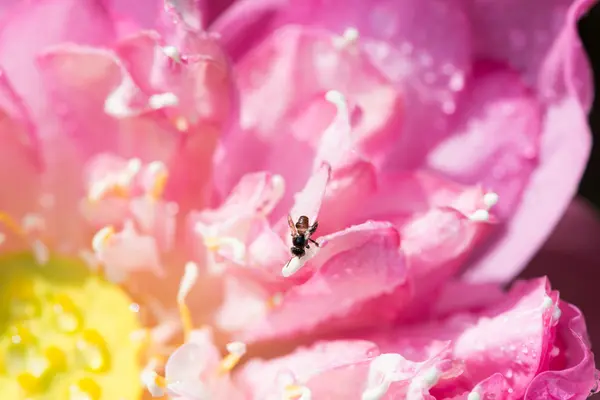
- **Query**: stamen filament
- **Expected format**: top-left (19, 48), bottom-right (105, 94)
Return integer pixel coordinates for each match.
top-left (218, 341), bottom-right (247, 374)
top-left (177, 262), bottom-right (199, 341)
top-left (0, 211), bottom-right (26, 237)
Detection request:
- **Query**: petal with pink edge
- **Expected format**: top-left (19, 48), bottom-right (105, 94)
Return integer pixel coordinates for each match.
top-left (214, 0), bottom-right (467, 168)
top-left (369, 278), bottom-right (598, 399)
top-left (426, 64), bottom-right (542, 220)
top-left (165, 328), bottom-right (220, 383)
top-left (234, 340), bottom-right (380, 400)
top-left (462, 0), bottom-right (593, 283)
top-left (289, 162), bottom-right (331, 226)
top-left (114, 29), bottom-right (233, 126)
top-left (468, 0), bottom-right (594, 106)
top-left (239, 221), bottom-right (405, 341)
top-left (464, 96), bottom-right (591, 283)
top-left (0, 0), bottom-right (116, 121)
top-left (525, 302), bottom-right (598, 399)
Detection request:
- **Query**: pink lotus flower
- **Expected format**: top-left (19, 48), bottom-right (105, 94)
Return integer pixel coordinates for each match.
top-left (0, 0), bottom-right (597, 399)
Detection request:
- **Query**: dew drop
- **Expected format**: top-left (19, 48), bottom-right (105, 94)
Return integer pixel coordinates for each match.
top-left (448, 73), bottom-right (465, 91)
top-left (129, 303), bottom-right (140, 313)
top-left (505, 369), bottom-right (513, 379)
top-left (522, 347), bottom-right (529, 355)
top-left (442, 100), bottom-right (456, 114)
top-left (76, 330), bottom-right (111, 373)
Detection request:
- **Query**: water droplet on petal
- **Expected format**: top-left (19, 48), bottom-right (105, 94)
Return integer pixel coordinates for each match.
top-left (448, 73), bottom-right (465, 91)
top-left (442, 100), bottom-right (456, 114)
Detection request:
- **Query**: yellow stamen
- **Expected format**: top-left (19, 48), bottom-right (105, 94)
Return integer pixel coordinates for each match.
top-left (267, 293), bottom-right (283, 310)
top-left (177, 262), bottom-right (198, 341)
top-left (0, 211), bottom-right (26, 238)
top-left (217, 352), bottom-right (242, 374)
top-left (69, 377), bottom-right (102, 400)
top-left (218, 341), bottom-right (247, 374)
top-left (177, 301), bottom-right (193, 342)
top-left (91, 226), bottom-right (115, 253)
top-left (147, 162), bottom-right (169, 200)
top-left (284, 384), bottom-right (306, 400)
top-left (87, 182), bottom-right (130, 203)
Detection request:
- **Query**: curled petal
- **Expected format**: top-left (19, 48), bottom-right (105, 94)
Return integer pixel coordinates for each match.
top-left (525, 302), bottom-right (598, 399)
top-left (370, 278), bottom-right (597, 399)
top-left (165, 328), bottom-right (220, 383)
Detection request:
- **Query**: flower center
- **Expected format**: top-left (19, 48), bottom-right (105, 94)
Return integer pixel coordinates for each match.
top-left (0, 252), bottom-right (144, 400)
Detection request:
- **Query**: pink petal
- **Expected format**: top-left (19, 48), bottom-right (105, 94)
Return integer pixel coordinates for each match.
top-left (234, 340), bottom-right (380, 399)
top-left (525, 302), bottom-right (599, 399)
top-left (461, 0), bottom-right (593, 283)
top-left (187, 172), bottom-right (285, 273)
top-left (95, 222), bottom-right (163, 280)
top-left (165, 328), bottom-right (220, 382)
top-left (469, 0), bottom-right (594, 107)
top-left (333, 202), bottom-right (494, 330)
top-left (214, 0), bottom-right (471, 88)
top-left (239, 221), bottom-right (405, 341)
top-left (0, 71), bottom-right (41, 236)
top-left (289, 163), bottom-right (331, 226)
top-left (0, 0), bottom-right (116, 121)
top-left (215, 277), bottom-right (272, 332)
top-left (115, 29), bottom-right (233, 126)
top-left (106, 0), bottom-right (161, 31)
top-left (357, 171), bottom-right (488, 225)
top-left (214, 25), bottom-right (402, 201)
top-left (214, 0), bottom-right (467, 168)
top-left (370, 278), bottom-right (598, 399)
top-left (463, 96), bottom-right (591, 283)
top-left (39, 45), bottom-right (217, 216)
top-left (316, 161), bottom-right (378, 235)
top-left (426, 64), bottom-right (542, 219)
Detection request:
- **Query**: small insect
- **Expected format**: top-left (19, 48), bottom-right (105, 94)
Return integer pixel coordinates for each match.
top-left (287, 214), bottom-right (320, 259)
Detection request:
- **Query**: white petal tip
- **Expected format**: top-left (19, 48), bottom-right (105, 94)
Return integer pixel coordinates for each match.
top-left (469, 209), bottom-right (489, 222)
top-left (148, 92), bottom-right (179, 109)
top-left (177, 261), bottom-right (199, 302)
top-left (467, 392), bottom-right (481, 400)
top-left (483, 192), bottom-right (499, 208)
top-left (226, 341), bottom-right (247, 356)
top-left (282, 257), bottom-right (305, 278)
top-left (325, 90), bottom-right (346, 105)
